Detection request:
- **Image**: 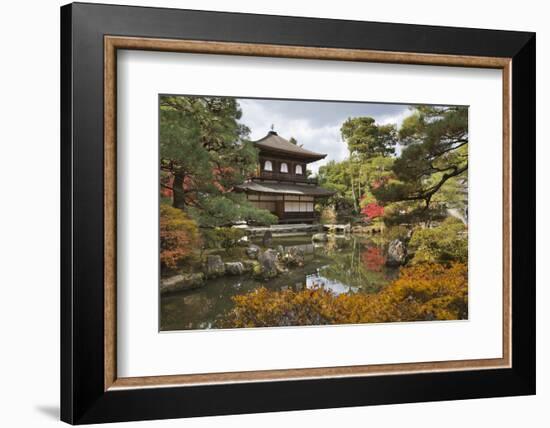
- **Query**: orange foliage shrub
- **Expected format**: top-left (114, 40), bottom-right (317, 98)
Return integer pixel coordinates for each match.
top-left (338, 262), bottom-right (468, 323)
top-left (160, 204), bottom-right (201, 270)
top-left (219, 263), bottom-right (467, 328)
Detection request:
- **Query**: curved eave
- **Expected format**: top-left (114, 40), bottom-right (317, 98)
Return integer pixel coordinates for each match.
top-left (253, 144), bottom-right (327, 162)
top-left (236, 181), bottom-right (336, 197)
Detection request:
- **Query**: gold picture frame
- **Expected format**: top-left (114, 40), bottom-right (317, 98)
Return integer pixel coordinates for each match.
top-left (103, 36), bottom-right (512, 391)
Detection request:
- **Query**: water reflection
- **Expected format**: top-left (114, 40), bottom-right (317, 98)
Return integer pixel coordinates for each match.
top-left (307, 268), bottom-right (359, 294)
top-left (161, 235), bottom-right (398, 331)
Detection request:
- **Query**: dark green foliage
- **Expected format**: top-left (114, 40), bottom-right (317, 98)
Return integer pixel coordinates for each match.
top-left (383, 201), bottom-right (448, 227)
top-left (341, 117), bottom-right (397, 158)
top-left (160, 95), bottom-right (277, 226)
top-left (382, 225), bottom-right (411, 242)
top-left (373, 106), bottom-right (468, 209)
top-left (202, 227), bottom-right (246, 250)
top-left (317, 159), bottom-right (357, 218)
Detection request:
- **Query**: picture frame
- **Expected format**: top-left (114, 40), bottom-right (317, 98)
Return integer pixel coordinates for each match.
top-left (61, 2), bottom-right (535, 424)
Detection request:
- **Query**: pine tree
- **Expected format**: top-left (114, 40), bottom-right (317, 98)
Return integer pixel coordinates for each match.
top-left (160, 95), bottom-right (277, 227)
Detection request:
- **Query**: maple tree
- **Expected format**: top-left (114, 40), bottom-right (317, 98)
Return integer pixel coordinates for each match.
top-left (361, 202), bottom-right (384, 220)
top-left (159, 204), bottom-right (201, 270)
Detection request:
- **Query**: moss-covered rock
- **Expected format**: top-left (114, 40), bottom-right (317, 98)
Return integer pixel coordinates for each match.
top-left (225, 262), bottom-right (245, 275)
top-left (160, 273), bottom-right (205, 294)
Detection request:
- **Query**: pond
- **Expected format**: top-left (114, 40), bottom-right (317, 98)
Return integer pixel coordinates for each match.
top-left (160, 235), bottom-right (399, 331)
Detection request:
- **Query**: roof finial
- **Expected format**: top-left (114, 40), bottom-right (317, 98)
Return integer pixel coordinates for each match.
top-left (269, 124), bottom-right (277, 135)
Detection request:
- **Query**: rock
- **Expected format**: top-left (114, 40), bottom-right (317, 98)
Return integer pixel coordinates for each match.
top-left (312, 232), bottom-right (328, 243)
top-left (245, 244), bottom-right (261, 259)
top-left (225, 262), bottom-right (245, 275)
top-left (160, 273), bottom-right (205, 294)
top-left (386, 239), bottom-right (408, 266)
top-left (237, 235), bottom-right (250, 246)
top-left (282, 246), bottom-right (305, 267)
top-left (205, 255), bottom-right (225, 278)
top-left (275, 245), bottom-right (285, 256)
top-left (262, 230), bottom-right (273, 247)
top-left (257, 249), bottom-right (281, 279)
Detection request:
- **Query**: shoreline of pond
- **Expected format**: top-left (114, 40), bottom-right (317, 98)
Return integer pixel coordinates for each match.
top-left (160, 233), bottom-right (399, 331)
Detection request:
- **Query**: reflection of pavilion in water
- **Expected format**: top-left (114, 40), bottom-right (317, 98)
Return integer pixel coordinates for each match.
top-left (275, 241), bottom-right (362, 294)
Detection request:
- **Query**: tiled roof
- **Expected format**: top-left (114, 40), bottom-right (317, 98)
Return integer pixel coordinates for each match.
top-left (253, 131), bottom-right (326, 161)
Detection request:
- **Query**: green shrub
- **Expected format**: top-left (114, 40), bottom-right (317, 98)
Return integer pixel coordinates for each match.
top-left (409, 218), bottom-right (467, 265)
top-left (383, 225), bottom-right (411, 242)
top-left (202, 227), bottom-right (246, 250)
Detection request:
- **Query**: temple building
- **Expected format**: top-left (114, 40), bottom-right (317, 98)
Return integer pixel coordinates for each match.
top-left (236, 131), bottom-right (335, 223)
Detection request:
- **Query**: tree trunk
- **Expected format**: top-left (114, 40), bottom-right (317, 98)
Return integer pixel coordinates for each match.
top-left (349, 151), bottom-right (359, 214)
top-left (350, 178), bottom-right (357, 213)
top-left (172, 173), bottom-right (186, 210)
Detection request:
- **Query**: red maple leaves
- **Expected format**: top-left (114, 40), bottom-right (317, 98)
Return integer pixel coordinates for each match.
top-left (361, 202), bottom-right (384, 220)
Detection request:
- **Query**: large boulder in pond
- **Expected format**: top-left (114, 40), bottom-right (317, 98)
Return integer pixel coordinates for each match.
top-left (312, 232), bottom-right (328, 243)
top-left (257, 249), bottom-right (281, 279)
top-left (206, 255), bottom-right (225, 278)
top-left (160, 273), bottom-right (205, 294)
top-left (225, 262), bottom-right (245, 275)
top-left (245, 244), bottom-right (261, 259)
top-left (386, 239), bottom-right (407, 266)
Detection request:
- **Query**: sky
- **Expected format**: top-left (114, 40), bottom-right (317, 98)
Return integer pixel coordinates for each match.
top-left (237, 98), bottom-right (412, 175)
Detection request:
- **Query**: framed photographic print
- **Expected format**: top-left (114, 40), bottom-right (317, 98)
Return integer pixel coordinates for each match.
top-left (60, 2), bottom-right (535, 424)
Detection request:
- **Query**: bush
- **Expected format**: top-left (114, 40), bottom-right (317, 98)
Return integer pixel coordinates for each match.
top-left (160, 204), bottom-right (201, 270)
top-left (202, 227), bottom-right (246, 250)
top-left (409, 218), bottom-right (467, 265)
top-left (219, 262), bottom-right (468, 328)
top-left (383, 225), bottom-right (411, 242)
top-left (351, 262), bottom-right (468, 322)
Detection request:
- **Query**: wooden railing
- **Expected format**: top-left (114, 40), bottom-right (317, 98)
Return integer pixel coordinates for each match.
top-left (255, 171), bottom-right (318, 184)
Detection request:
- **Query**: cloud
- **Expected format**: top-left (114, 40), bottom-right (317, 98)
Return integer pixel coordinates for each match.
top-left (238, 98), bottom-right (412, 175)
